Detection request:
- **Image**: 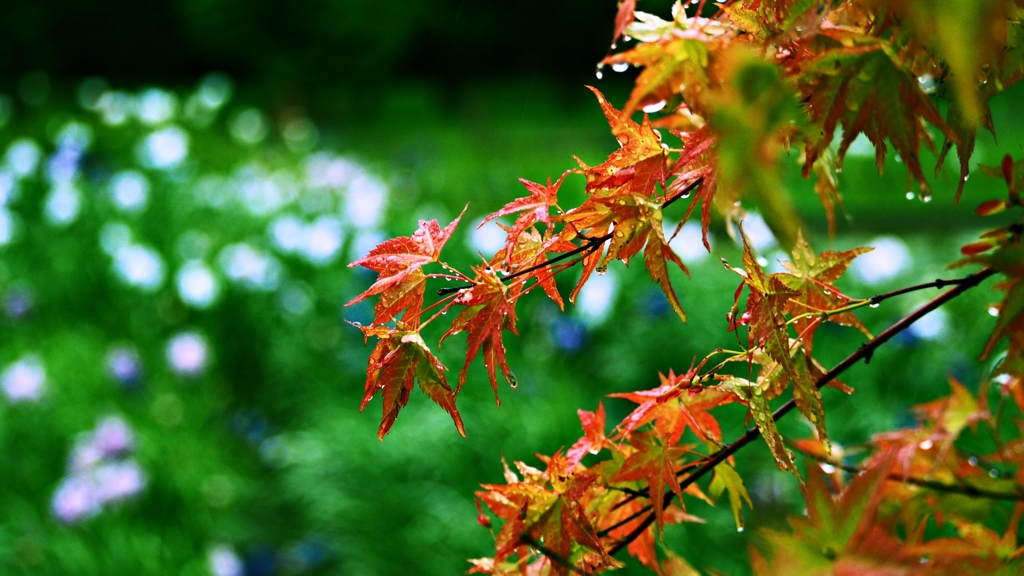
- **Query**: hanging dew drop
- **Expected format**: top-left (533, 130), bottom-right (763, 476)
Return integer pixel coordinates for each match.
top-left (508, 372), bottom-right (518, 389)
top-left (870, 302), bottom-right (880, 308)
top-left (642, 101), bottom-right (667, 114)
top-left (612, 62), bottom-right (630, 73)
top-left (596, 70), bottom-right (604, 80)
top-left (919, 191), bottom-right (932, 203)
top-left (906, 192), bottom-right (915, 200)
top-left (737, 525), bottom-right (745, 533)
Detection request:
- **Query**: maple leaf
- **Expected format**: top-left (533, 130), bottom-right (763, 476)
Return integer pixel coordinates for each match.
top-left (609, 430), bottom-right (690, 532)
top-left (720, 376), bottom-right (801, 481)
top-left (441, 266), bottom-right (519, 402)
top-left (751, 454), bottom-right (919, 575)
top-left (489, 225), bottom-right (576, 311)
top-left (346, 210), bottom-right (464, 321)
top-left (798, 36), bottom-right (954, 194)
top-left (575, 87), bottom-right (671, 198)
top-left (481, 171), bottom-right (568, 260)
top-left (357, 326), bottom-right (464, 440)
top-left (566, 402), bottom-right (608, 467)
top-left (726, 230), bottom-right (800, 386)
top-left (612, 0), bottom-right (637, 46)
top-left (610, 369), bottom-right (734, 445)
top-left (562, 191), bottom-right (689, 322)
top-left (476, 454), bottom-right (618, 575)
top-left (709, 462), bottom-right (753, 531)
top-left (776, 231), bottom-right (872, 353)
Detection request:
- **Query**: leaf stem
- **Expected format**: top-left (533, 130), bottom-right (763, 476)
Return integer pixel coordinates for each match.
top-left (602, 267), bottom-right (996, 554)
top-left (437, 233), bottom-right (612, 297)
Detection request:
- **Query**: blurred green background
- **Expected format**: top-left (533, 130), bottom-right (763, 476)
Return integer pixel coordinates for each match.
top-left (0, 1), bottom-right (1021, 575)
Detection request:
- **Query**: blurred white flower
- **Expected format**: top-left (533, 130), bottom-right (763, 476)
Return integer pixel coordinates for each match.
top-left (5, 138), bottom-right (41, 178)
top-left (851, 236), bottom-right (911, 285)
top-left (344, 173), bottom-right (387, 229)
top-left (576, 269), bottom-right (617, 327)
top-left (109, 171), bottom-right (150, 213)
top-left (349, 230), bottom-right (385, 261)
top-left (665, 221), bottom-right (709, 263)
top-left (44, 183), bottom-right (82, 226)
top-left (219, 243), bottom-right (282, 291)
top-left (176, 260), bottom-right (220, 309)
top-left (208, 545), bottom-right (245, 576)
top-left (301, 216), bottom-right (343, 265)
top-left (113, 244), bottom-right (166, 292)
top-left (1, 355), bottom-right (45, 402)
top-left (0, 170), bottom-right (14, 205)
top-left (139, 126), bottom-right (189, 169)
top-left (269, 214), bottom-right (305, 253)
top-left (740, 212), bottom-right (776, 251)
top-left (0, 208), bottom-right (17, 246)
top-left (136, 88), bottom-right (177, 125)
top-left (304, 153), bottom-right (359, 190)
top-left (468, 218), bottom-right (506, 256)
top-left (167, 331), bottom-right (209, 377)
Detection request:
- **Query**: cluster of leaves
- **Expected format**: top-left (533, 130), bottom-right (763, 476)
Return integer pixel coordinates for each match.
top-left (348, 0), bottom-right (1024, 573)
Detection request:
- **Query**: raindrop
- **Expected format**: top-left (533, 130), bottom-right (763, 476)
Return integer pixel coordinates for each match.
top-left (643, 101), bottom-right (667, 114)
top-left (905, 192), bottom-right (915, 200)
top-left (596, 71), bottom-right (604, 80)
top-left (989, 469), bottom-right (999, 478)
top-left (441, 309), bottom-right (448, 315)
top-left (919, 439), bottom-right (933, 450)
top-left (737, 525), bottom-right (745, 533)
top-left (917, 74), bottom-right (938, 94)
top-left (919, 191), bottom-right (932, 203)
top-left (835, 166), bottom-right (842, 173)
top-left (988, 306), bottom-right (1000, 317)
top-left (968, 457), bottom-right (978, 466)
top-left (869, 302), bottom-right (880, 308)
top-left (611, 62), bottom-right (630, 73)
top-left (597, 266), bottom-right (608, 275)
top-left (508, 373), bottom-right (518, 389)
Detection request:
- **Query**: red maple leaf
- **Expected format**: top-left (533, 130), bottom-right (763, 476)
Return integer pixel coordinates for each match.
top-left (346, 210), bottom-right (464, 310)
top-left (357, 325), bottom-right (464, 440)
top-left (481, 171), bottom-right (568, 260)
top-left (441, 267), bottom-right (520, 402)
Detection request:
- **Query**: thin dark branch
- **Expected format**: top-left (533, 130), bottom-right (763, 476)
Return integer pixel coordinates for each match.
top-left (437, 233), bottom-right (611, 296)
top-left (439, 177), bottom-right (701, 298)
top-left (602, 267), bottom-right (996, 554)
top-left (869, 276), bottom-right (981, 305)
top-left (801, 453), bottom-right (1024, 502)
top-left (519, 534), bottom-right (584, 574)
top-left (662, 177), bottom-right (705, 211)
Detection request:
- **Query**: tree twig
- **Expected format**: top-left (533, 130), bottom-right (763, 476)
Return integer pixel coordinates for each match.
top-left (602, 266), bottom-right (996, 554)
top-left (800, 452), bottom-right (1024, 502)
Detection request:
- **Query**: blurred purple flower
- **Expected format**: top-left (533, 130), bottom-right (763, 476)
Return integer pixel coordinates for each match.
top-left (92, 461), bottom-right (146, 504)
top-left (92, 416), bottom-right (134, 456)
top-left (51, 476), bottom-right (101, 523)
top-left (1, 355), bottom-right (45, 402)
top-left (106, 346), bottom-right (143, 387)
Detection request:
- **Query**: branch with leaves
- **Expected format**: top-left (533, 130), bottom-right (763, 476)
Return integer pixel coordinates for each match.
top-left (348, 0), bottom-right (1024, 573)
